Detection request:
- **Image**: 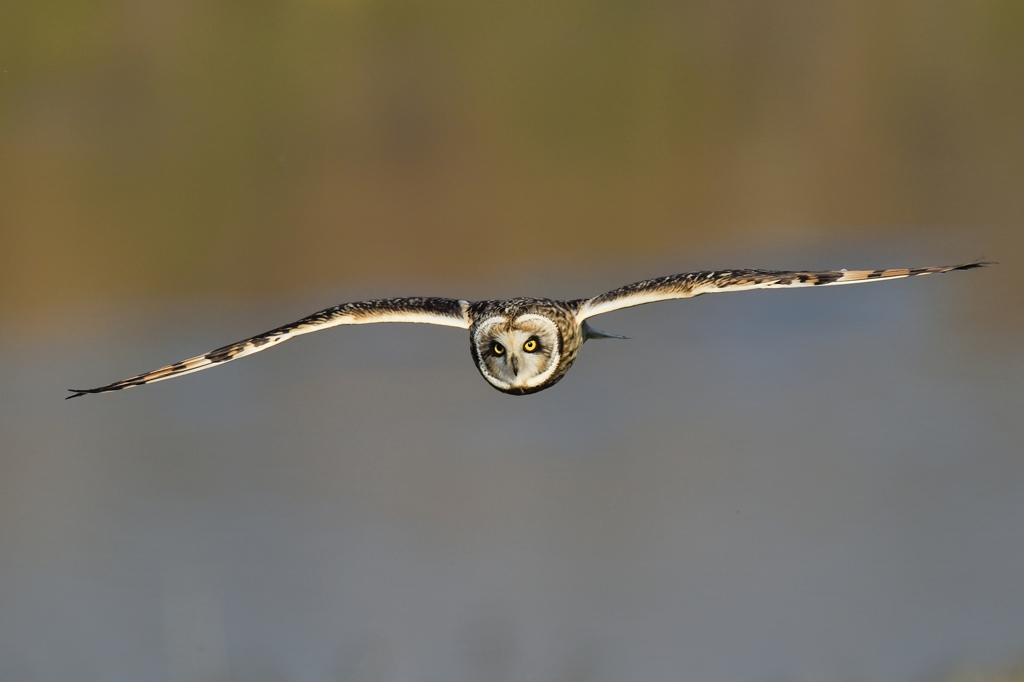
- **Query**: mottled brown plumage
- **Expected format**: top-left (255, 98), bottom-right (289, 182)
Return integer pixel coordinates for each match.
top-left (468, 298), bottom-right (582, 394)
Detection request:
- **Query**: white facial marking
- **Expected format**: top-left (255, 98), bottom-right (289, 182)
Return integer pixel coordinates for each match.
top-left (474, 314), bottom-right (561, 391)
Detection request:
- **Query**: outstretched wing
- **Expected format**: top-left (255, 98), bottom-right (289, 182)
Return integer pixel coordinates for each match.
top-left (68, 297), bottom-right (471, 398)
top-left (575, 262), bottom-right (988, 321)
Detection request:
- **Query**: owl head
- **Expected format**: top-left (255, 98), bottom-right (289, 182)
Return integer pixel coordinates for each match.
top-left (471, 312), bottom-right (570, 395)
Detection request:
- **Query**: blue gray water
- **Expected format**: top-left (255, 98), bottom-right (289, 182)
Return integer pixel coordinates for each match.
top-left (1, 260), bottom-right (1021, 682)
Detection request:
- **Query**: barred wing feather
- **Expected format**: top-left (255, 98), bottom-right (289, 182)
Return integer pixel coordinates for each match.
top-left (67, 297), bottom-right (470, 398)
top-left (576, 263), bottom-right (988, 321)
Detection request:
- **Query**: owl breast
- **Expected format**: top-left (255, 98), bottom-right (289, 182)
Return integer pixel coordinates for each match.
top-left (468, 299), bottom-right (583, 395)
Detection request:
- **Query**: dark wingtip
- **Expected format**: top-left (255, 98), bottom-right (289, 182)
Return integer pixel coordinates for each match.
top-left (66, 390), bottom-right (90, 400)
top-left (959, 259), bottom-right (995, 270)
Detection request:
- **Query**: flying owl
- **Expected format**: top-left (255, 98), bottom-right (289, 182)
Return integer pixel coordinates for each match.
top-left (67, 262), bottom-right (986, 398)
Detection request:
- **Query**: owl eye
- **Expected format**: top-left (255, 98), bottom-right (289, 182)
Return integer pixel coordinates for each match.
top-left (523, 338), bottom-right (538, 353)
top-left (491, 341), bottom-right (505, 355)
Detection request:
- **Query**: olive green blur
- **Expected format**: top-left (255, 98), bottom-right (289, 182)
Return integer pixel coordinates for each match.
top-left (1, 0), bottom-right (1022, 326)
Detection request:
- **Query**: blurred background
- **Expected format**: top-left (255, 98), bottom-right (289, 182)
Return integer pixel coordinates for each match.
top-left (1, 1), bottom-right (1023, 680)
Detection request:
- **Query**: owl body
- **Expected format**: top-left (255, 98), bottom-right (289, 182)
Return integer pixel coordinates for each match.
top-left (467, 298), bottom-right (584, 395)
top-left (67, 262), bottom-right (986, 399)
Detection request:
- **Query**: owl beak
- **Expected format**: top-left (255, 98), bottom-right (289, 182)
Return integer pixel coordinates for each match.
top-left (511, 356), bottom-right (520, 376)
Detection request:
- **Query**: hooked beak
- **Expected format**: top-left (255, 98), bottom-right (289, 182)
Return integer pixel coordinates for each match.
top-left (511, 356), bottom-right (519, 376)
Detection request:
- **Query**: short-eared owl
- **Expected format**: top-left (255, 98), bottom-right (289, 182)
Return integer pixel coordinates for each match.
top-left (68, 262), bottom-right (986, 398)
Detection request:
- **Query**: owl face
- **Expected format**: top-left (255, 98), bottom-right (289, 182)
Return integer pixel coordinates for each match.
top-left (471, 314), bottom-right (563, 395)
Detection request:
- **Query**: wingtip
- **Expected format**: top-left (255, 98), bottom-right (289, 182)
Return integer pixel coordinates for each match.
top-left (66, 390), bottom-right (89, 400)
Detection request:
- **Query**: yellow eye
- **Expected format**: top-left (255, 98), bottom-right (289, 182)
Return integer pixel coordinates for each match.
top-left (524, 338), bottom-right (538, 352)
top-left (492, 341), bottom-right (505, 355)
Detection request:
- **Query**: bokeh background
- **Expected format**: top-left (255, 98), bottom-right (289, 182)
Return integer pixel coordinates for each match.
top-left (1, 1), bottom-right (1023, 681)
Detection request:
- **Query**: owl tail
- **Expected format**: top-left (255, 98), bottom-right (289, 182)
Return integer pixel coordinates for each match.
top-left (581, 321), bottom-right (630, 341)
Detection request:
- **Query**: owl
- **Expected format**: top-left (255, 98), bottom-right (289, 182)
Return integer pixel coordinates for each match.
top-left (68, 262), bottom-right (986, 398)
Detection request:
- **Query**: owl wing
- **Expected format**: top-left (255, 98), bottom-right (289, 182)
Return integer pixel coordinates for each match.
top-left (575, 262), bottom-right (988, 322)
top-left (67, 297), bottom-right (471, 398)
